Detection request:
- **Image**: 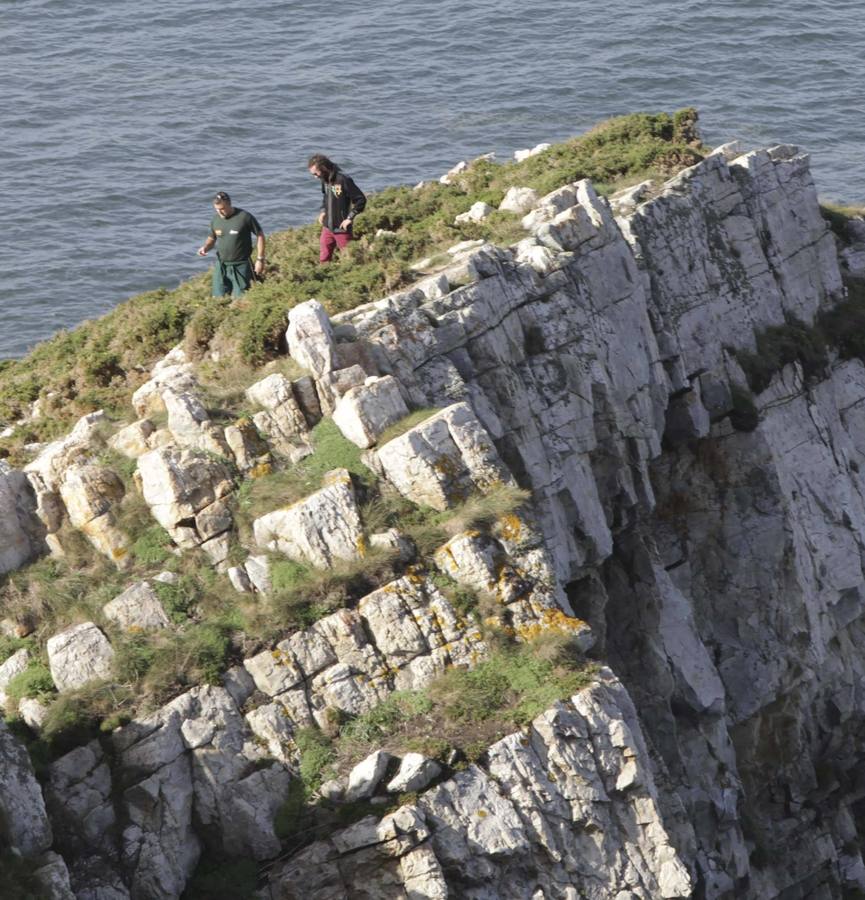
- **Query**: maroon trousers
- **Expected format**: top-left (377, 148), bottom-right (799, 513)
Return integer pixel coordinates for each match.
top-left (319, 227), bottom-right (352, 262)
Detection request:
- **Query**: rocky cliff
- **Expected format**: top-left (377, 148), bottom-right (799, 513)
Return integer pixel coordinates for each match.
top-left (2, 132), bottom-right (865, 899)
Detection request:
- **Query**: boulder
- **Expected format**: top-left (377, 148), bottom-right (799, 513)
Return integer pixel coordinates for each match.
top-left (47, 622), bottom-right (115, 692)
top-left (0, 461), bottom-right (44, 574)
top-left (131, 346), bottom-right (198, 418)
top-left (386, 753), bottom-right (441, 794)
top-left (224, 418), bottom-right (270, 473)
top-left (103, 581), bottom-right (170, 631)
top-left (246, 374), bottom-right (311, 459)
top-left (19, 697), bottom-right (49, 731)
top-left (332, 376), bottom-right (410, 448)
top-left (253, 469), bottom-right (364, 568)
top-left (454, 201), bottom-right (493, 224)
top-left (345, 750), bottom-right (392, 801)
top-left (137, 446), bottom-right (234, 541)
top-left (0, 719), bottom-right (53, 855)
top-left (286, 300), bottom-right (336, 377)
top-left (162, 390), bottom-right (231, 457)
top-left (0, 647), bottom-right (30, 708)
top-left (108, 419), bottom-right (156, 458)
top-left (439, 160), bottom-right (468, 185)
top-left (499, 186), bottom-right (539, 215)
top-left (245, 554), bottom-right (272, 594)
top-left (375, 402), bottom-right (514, 510)
top-left (316, 364), bottom-right (368, 416)
top-left (514, 142), bottom-right (551, 161)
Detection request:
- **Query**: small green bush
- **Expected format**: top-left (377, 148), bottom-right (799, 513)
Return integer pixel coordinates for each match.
top-left (737, 315), bottom-right (828, 394)
top-left (728, 383), bottom-right (760, 432)
top-left (5, 661), bottom-right (55, 703)
top-left (0, 635), bottom-right (30, 664)
top-left (131, 525), bottom-right (174, 566)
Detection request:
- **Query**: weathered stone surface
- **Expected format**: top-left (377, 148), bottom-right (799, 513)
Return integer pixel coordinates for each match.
top-left (103, 581), bottom-right (170, 631)
top-left (137, 446), bottom-right (234, 544)
top-left (514, 141), bottom-right (550, 161)
top-left (19, 697), bottom-right (49, 731)
top-left (286, 299), bottom-right (336, 377)
top-left (386, 753), bottom-right (441, 794)
top-left (376, 402), bottom-right (514, 510)
top-left (253, 469), bottom-right (364, 567)
top-left (0, 719), bottom-right (53, 855)
top-left (59, 463), bottom-right (131, 566)
top-left (345, 750), bottom-right (392, 801)
top-left (0, 647), bottom-right (30, 708)
top-left (162, 389), bottom-right (231, 457)
top-left (455, 200), bottom-right (493, 224)
top-left (224, 418), bottom-right (270, 472)
top-left (245, 554), bottom-right (272, 594)
top-left (246, 373), bottom-right (312, 459)
top-left (47, 623), bottom-right (114, 692)
top-left (316, 364), bottom-right (368, 415)
top-left (332, 375), bottom-right (409, 448)
top-left (108, 419), bottom-right (155, 458)
top-left (32, 852), bottom-right (75, 900)
top-left (131, 346), bottom-right (198, 418)
top-left (499, 186), bottom-right (540, 214)
top-left (0, 461), bottom-right (44, 574)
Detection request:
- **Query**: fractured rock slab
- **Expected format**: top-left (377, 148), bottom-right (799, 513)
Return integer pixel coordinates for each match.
top-left (47, 623), bottom-right (114, 692)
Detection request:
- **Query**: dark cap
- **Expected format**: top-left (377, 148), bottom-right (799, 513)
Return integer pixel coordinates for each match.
top-left (213, 191), bottom-right (231, 203)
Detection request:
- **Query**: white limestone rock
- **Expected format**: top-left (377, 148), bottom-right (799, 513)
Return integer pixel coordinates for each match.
top-left (286, 299), bottom-right (336, 378)
top-left (245, 554), bottom-right (273, 594)
top-left (59, 463), bottom-right (131, 568)
top-left (246, 702), bottom-right (295, 766)
top-left (246, 373), bottom-right (311, 459)
top-left (439, 160), bottom-right (468, 185)
top-left (224, 418), bottom-right (270, 472)
top-left (316, 364), bottom-right (368, 416)
top-left (345, 750), bottom-right (392, 801)
top-left (386, 754), bottom-right (442, 794)
top-left (514, 142), bottom-right (550, 161)
top-left (0, 719), bottom-right (54, 855)
top-left (103, 581), bottom-right (170, 631)
top-left (499, 186), bottom-right (540, 215)
top-left (47, 622), bottom-right (115, 692)
top-left (253, 469), bottom-right (364, 568)
top-left (0, 461), bottom-right (43, 574)
top-left (375, 402), bottom-right (514, 510)
top-left (19, 697), bottom-right (49, 731)
top-left (0, 647), bottom-right (30, 709)
top-left (332, 375), bottom-right (410, 448)
top-left (227, 565), bottom-right (253, 593)
top-left (131, 346), bottom-right (198, 418)
top-left (137, 446), bottom-right (234, 540)
top-left (162, 389), bottom-right (231, 457)
top-left (107, 419), bottom-right (156, 458)
top-left (454, 201), bottom-right (494, 224)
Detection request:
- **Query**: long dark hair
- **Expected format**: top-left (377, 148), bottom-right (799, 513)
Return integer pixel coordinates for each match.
top-left (307, 154), bottom-right (338, 182)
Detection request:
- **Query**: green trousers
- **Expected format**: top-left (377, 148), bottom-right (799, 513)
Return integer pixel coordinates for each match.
top-left (213, 258), bottom-right (253, 297)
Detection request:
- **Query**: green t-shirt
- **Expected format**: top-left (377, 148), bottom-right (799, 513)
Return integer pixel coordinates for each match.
top-left (209, 208), bottom-right (263, 262)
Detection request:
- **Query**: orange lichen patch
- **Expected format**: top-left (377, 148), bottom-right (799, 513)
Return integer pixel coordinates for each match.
top-left (111, 546), bottom-right (130, 561)
top-left (355, 534), bottom-right (368, 557)
top-left (515, 608), bottom-right (588, 642)
top-left (250, 461), bottom-right (272, 479)
top-left (323, 469), bottom-right (353, 488)
top-left (496, 513), bottom-right (523, 542)
top-left (476, 809), bottom-right (488, 818)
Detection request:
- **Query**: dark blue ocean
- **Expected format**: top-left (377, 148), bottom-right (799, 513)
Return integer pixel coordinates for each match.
top-left (2, 0), bottom-right (863, 358)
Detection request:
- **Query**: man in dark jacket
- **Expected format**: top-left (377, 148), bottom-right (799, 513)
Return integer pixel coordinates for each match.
top-left (197, 191), bottom-right (265, 296)
top-left (308, 154), bottom-right (366, 263)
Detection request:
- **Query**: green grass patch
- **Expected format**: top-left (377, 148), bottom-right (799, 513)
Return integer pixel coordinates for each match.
top-left (0, 634), bottom-right (31, 664)
top-left (5, 660), bottom-right (55, 704)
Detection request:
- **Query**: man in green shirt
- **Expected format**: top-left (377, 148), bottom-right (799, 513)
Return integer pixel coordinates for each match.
top-left (197, 191), bottom-right (266, 297)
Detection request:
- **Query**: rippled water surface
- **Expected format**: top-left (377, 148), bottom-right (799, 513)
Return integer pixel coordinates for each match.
top-left (2, 0), bottom-right (863, 357)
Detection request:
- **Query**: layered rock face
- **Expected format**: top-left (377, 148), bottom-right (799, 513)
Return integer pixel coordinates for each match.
top-left (2, 140), bottom-right (863, 899)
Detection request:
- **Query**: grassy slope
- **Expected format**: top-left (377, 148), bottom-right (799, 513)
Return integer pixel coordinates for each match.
top-left (0, 109), bottom-right (703, 452)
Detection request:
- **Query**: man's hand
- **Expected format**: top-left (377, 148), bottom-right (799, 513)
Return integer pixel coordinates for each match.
top-left (254, 259), bottom-right (264, 276)
top-left (339, 218), bottom-right (352, 230)
top-left (197, 245), bottom-right (209, 256)
top-left (318, 211), bottom-right (326, 226)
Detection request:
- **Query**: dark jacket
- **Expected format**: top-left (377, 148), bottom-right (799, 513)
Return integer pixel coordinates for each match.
top-left (320, 169), bottom-right (366, 233)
